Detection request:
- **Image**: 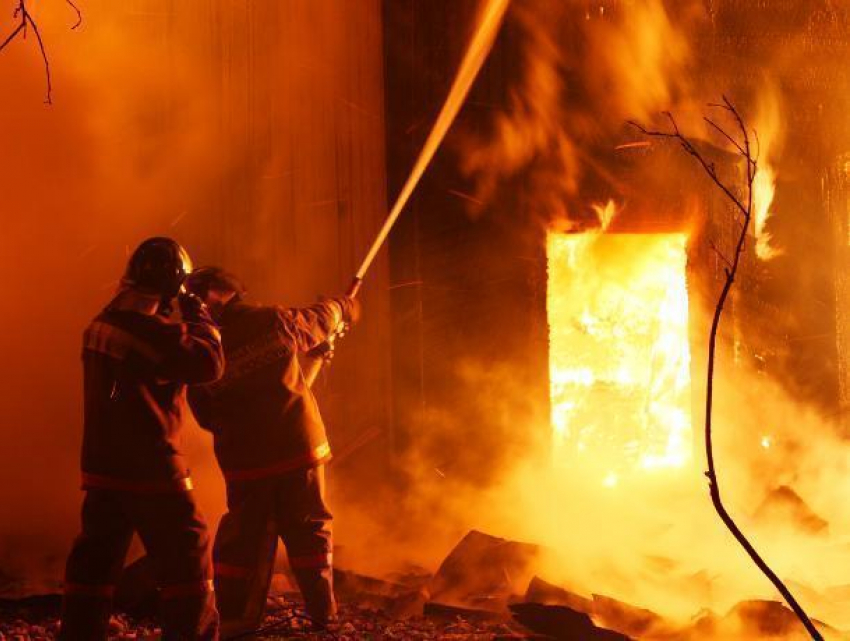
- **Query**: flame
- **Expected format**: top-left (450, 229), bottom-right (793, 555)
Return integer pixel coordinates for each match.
top-left (751, 85), bottom-right (785, 261)
top-left (752, 165), bottom-right (777, 260)
top-left (585, 0), bottom-right (690, 122)
top-left (458, 0), bottom-right (692, 218)
top-left (547, 206), bottom-right (692, 480)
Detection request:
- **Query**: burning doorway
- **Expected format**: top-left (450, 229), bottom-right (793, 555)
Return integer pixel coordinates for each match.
top-left (547, 226), bottom-right (692, 486)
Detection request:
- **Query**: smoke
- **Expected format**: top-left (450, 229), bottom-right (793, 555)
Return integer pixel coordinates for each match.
top-left (581, 0), bottom-right (691, 122)
top-left (0, 0), bottom-right (225, 592)
top-left (337, 300), bottom-right (850, 633)
top-left (0, 0), bottom-right (390, 595)
top-left (457, 0), bottom-right (698, 222)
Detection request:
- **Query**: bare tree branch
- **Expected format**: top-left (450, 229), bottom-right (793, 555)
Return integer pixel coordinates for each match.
top-left (627, 115), bottom-right (749, 215)
top-left (23, 6), bottom-right (51, 104)
top-left (0, 18), bottom-right (23, 53)
top-left (0, 0), bottom-right (83, 103)
top-left (631, 100), bottom-right (824, 641)
top-left (65, 0), bottom-right (82, 29)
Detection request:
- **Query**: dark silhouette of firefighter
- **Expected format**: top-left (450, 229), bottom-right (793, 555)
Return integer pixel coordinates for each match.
top-left (184, 267), bottom-right (358, 635)
top-left (61, 238), bottom-right (224, 640)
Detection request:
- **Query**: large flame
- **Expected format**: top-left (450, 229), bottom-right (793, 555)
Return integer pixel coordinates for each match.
top-left (752, 86), bottom-right (785, 261)
top-left (547, 207), bottom-right (692, 484)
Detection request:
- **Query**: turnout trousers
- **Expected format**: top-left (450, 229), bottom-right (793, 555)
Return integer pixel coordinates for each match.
top-left (60, 488), bottom-right (219, 640)
top-left (213, 465), bottom-right (334, 635)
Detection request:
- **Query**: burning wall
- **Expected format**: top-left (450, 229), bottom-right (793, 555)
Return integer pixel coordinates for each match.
top-left (547, 226), bottom-right (692, 482)
top-left (381, 0), bottom-right (850, 633)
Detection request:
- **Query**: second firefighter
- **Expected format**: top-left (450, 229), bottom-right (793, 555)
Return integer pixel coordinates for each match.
top-left (185, 267), bottom-right (358, 635)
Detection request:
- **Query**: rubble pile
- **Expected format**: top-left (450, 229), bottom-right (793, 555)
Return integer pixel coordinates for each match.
top-left (255, 596), bottom-right (526, 640)
top-left (1, 531), bottom-right (847, 639)
top-left (0, 595), bottom-right (527, 640)
top-left (0, 595), bottom-right (60, 640)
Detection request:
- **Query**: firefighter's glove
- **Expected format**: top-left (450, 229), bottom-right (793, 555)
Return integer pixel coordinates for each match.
top-left (321, 341), bottom-right (336, 363)
top-left (307, 337), bottom-right (336, 362)
top-left (178, 290), bottom-right (213, 324)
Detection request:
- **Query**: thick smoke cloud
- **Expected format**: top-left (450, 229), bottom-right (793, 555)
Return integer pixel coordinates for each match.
top-left (457, 0), bottom-right (700, 222)
top-left (0, 1), bottom-right (228, 592)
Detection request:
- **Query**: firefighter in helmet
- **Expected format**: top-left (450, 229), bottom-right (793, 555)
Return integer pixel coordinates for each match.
top-left (184, 266), bottom-right (358, 635)
top-left (61, 238), bottom-right (224, 640)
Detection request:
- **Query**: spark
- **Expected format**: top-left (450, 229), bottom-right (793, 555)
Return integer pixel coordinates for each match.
top-left (447, 188), bottom-right (484, 206)
top-left (614, 141), bottom-right (652, 151)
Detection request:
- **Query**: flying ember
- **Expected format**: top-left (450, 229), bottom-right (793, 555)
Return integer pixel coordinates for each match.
top-left (547, 230), bottom-right (692, 482)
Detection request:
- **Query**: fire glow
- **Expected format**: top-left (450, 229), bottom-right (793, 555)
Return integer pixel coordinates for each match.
top-left (547, 227), bottom-right (692, 481)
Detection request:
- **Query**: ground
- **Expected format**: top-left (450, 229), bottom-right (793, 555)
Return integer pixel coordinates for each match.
top-left (0, 595), bottom-right (530, 640)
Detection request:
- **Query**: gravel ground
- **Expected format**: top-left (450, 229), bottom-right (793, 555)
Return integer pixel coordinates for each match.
top-left (0, 595), bottom-right (530, 640)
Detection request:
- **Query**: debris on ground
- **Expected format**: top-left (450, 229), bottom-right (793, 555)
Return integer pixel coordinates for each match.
top-left (334, 568), bottom-right (427, 618)
top-left (695, 599), bottom-right (838, 640)
top-left (510, 602), bottom-right (633, 640)
top-left (754, 486), bottom-right (829, 536)
top-left (428, 530), bottom-right (541, 611)
top-left (591, 593), bottom-right (666, 639)
top-left (2, 530), bottom-right (848, 640)
top-left (524, 576), bottom-right (593, 613)
top-left (0, 594), bottom-right (532, 639)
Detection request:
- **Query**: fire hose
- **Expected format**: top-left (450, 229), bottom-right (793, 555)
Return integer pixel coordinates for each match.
top-left (303, 0), bottom-right (511, 386)
top-left (225, 6), bottom-right (510, 639)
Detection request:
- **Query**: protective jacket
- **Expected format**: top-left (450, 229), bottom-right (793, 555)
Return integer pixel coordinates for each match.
top-left (81, 305), bottom-right (224, 491)
top-left (62, 296), bottom-right (224, 641)
top-left (188, 299), bottom-right (347, 482)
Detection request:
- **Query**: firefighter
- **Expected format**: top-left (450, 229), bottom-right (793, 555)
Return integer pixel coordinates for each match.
top-left (61, 238), bottom-right (224, 640)
top-left (184, 266), bottom-right (358, 636)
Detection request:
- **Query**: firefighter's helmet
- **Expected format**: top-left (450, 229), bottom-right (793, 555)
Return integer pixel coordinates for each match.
top-left (123, 237), bottom-right (193, 299)
top-left (185, 266), bottom-right (246, 301)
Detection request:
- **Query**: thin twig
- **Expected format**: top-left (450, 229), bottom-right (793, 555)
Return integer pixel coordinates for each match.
top-left (631, 100), bottom-right (823, 641)
top-left (65, 0), bottom-right (82, 29)
top-left (704, 116), bottom-right (746, 157)
top-left (0, 0), bottom-right (83, 103)
top-left (22, 7), bottom-right (51, 103)
top-left (0, 19), bottom-right (23, 53)
top-left (628, 117), bottom-right (749, 215)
